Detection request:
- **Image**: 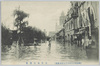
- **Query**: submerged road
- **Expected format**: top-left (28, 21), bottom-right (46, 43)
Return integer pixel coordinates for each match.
top-left (1, 40), bottom-right (98, 64)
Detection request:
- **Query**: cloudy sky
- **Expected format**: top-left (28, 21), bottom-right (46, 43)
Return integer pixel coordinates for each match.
top-left (1, 1), bottom-right (71, 34)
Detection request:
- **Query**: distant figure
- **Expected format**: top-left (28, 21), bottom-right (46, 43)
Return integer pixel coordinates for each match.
top-left (82, 38), bottom-right (85, 49)
top-left (85, 38), bottom-right (89, 49)
top-left (34, 40), bottom-right (37, 46)
top-left (34, 38), bottom-right (38, 46)
top-left (88, 37), bottom-right (92, 45)
top-left (48, 38), bottom-right (51, 46)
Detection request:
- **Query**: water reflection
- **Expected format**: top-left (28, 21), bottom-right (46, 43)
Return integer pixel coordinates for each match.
top-left (47, 45), bottom-right (51, 54)
top-left (2, 40), bottom-right (98, 62)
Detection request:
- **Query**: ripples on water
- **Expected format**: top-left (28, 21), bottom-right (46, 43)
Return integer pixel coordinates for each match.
top-left (2, 40), bottom-right (99, 65)
top-left (18, 41), bottom-right (88, 62)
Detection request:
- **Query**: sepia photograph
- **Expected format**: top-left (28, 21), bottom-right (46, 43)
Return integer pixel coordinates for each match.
top-left (1, 1), bottom-right (99, 65)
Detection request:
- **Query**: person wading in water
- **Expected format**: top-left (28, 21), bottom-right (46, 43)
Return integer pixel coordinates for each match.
top-left (48, 38), bottom-right (51, 46)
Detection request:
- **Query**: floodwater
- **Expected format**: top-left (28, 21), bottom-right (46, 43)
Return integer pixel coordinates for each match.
top-left (20, 41), bottom-right (87, 61)
top-left (1, 40), bottom-right (99, 64)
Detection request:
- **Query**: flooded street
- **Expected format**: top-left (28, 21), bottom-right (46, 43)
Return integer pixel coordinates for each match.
top-left (20, 41), bottom-right (87, 61)
top-left (1, 1), bottom-right (99, 65)
top-left (2, 40), bottom-right (92, 65)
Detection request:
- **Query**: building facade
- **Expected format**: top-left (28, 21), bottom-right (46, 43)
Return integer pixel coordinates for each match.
top-left (55, 11), bottom-right (66, 32)
top-left (64, 1), bottom-right (99, 47)
top-left (56, 1), bottom-right (99, 48)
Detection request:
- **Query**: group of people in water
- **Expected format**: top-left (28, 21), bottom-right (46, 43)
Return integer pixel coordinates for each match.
top-left (33, 37), bottom-right (52, 46)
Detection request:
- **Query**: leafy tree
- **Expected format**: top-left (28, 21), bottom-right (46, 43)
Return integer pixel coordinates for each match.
top-left (13, 8), bottom-right (46, 45)
top-left (21, 26), bottom-right (46, 45)
top-left (13, 9), bottom-right (29, 30)
top-left (1, 24), bottom-right (12, 51)
top-left (13, 9), bottom-right (29, 45)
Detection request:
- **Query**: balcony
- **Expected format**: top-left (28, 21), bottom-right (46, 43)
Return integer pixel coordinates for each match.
top-left (71, 2), bottom-right (79, 18)
top-left (71, 8), bottom-right (78, 18)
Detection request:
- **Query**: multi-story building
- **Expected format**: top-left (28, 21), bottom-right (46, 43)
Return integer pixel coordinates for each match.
top-left (56, 1), bottom-right (99, 49)
top-left (55, 1), bottom-right (99, 60)
top-left (59, 11), bottom-right (66, 27)
top-left (55, 11), bottom-right (66, 42)
top-left (55, 11), bottom-right (66, 32)
top-left (63, 1), bottom-right (99, 48)
top-left (64, 8), bottom-right (74, 43)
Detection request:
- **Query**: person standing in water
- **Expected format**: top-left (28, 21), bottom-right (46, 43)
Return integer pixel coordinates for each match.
top-left (48, 38), bottom-right (51, 46)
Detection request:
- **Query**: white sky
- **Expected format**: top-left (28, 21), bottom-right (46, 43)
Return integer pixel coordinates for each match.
top-left (1, 1), bottom-right (71, 34)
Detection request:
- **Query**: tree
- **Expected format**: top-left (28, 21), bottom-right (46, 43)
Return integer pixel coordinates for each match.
top-left (13, 9), bottom-right (29, 30)
top-left (13, 8), bottom-right (29, 45)
top-left (21, 26), bottom-right (46, 45)
top-left (1, 24), bottom-right (12, 51)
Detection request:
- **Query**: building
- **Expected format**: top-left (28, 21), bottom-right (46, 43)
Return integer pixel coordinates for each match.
top-left (56, 1), bottom-right (99, 48)
top-left (44, 29), bottom-right (47, 36)
top-left (63, 1), bottom-right (99, 47)
top-left (55, 1), bottom-right (99, 61)
top-left (64, 8), bottom-right (74, 43)
top-left (48, 31), bottom-right (56, 40)
top-left (55, 11), bottom-right (66, 32)
top-left (56, 28), bottom-right (64, 43)
top-left (59, 11), bottom-right (66, 27)
top-left (55, 11), bottom-right (66, 42)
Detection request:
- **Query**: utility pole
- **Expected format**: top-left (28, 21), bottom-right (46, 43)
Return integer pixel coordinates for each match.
top-left (16, 6), bottom-right (21, 59)
top-left (63, 24), bottom-right (65, 44)
top-left (18, 6), bottom-right (22, 46)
